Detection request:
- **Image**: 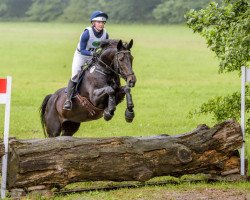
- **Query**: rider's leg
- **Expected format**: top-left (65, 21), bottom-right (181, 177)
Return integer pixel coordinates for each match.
top-left (63, 79), bottom-right (77, 110)
top-left (63, 51), bottom-right (85, 110)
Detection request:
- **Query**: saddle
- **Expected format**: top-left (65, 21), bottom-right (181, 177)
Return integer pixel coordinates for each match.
top-left (68, 60), bottom-right (104, 118)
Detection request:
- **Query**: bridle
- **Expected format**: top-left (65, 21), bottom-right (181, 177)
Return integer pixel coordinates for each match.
top-left (95, 49), bottom-right (134, 79)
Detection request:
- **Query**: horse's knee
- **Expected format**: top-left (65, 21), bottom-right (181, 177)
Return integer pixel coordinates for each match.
top-left (123, 86), bottom-right (131, 94)
top-left (105, 86), bottom-right (114, 95)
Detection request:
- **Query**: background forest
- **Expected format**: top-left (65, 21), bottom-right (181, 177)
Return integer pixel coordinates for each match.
top-left (0, 0), bottom-right (222, 23)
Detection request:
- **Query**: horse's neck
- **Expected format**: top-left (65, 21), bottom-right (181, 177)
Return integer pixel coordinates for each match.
top-left (97, 55), bottom-right (113, 68)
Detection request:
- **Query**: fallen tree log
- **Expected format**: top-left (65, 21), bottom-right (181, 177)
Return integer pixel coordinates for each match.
top-left (5, 119), bottom-right (243, 190)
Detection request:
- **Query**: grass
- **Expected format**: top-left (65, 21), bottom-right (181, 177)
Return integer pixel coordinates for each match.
top-left (51, 182), bottom-right (250, 200)
top-left (0, 22), bottom-right (248, 199)
top-left (0, 22), bottom-right (241, 138)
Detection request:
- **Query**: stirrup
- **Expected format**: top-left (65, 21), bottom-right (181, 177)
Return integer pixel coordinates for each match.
top-left (63, 100), bottom-right (72, 110)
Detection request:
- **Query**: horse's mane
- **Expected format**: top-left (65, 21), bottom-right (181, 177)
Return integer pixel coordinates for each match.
top-left (100, 39), bottom-right (129, 50)
top-left (100, 39), bottom-right (120, 48)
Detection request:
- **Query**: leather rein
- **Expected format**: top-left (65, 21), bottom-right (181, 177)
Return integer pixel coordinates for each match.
top-left (94, 50), bottom-right (134, 79)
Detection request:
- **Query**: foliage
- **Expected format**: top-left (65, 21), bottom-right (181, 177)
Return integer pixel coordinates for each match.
top-left (153, 0), bottom-right (219, 24)
top-left (59, 0), bottom-right (106, 22)
top-left (0, 1), bottom-right (7, 17)
top-left (26, 0), bottom-right (68, 21)
top-left (191, 86), bottom-right (250, 133)
top-left (0, 0), bottom-right (32, 18)
top-left (186, 0), bottom-right (250, 132)
top-left (0, 0), bottom-right (224, 24)
top-left (107, 0), bottom-right (162, 23)
top-left (186, 0), bottom-right (249, 73)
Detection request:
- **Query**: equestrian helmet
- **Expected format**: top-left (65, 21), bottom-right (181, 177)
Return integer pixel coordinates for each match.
top-left (90, 10), bottom-right (108, 22)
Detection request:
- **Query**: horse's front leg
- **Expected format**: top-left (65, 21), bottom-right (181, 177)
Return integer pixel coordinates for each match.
top-left (123, 86), bottom-right (135, 122)
top-left (92, 86), bottom-right (116, 121)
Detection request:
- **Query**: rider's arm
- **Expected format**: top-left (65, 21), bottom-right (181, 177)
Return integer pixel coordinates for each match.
top-left (79, 30), bottom-right (93, 56)
top-left (106, 32), bottom-right (109, 39)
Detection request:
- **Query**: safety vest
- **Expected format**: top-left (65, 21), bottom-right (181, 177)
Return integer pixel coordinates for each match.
top-left (78, 27), bottom-right (107, 52)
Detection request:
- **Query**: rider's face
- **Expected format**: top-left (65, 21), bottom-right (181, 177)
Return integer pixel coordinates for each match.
top-left (92, 21), bottom-right (106, 31)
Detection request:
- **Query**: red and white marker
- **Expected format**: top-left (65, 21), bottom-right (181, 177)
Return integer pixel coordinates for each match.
top-left (0, 76), bottom-right (12, 198)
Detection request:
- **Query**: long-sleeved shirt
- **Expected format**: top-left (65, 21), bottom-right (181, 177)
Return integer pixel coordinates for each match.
top-left (78, 26), bottom-right (109, 56)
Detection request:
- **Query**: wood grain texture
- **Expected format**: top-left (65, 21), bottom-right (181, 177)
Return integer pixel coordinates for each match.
top-left (5, 119), bottom-right (242, 190)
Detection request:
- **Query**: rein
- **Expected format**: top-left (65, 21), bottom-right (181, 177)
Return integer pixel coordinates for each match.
top-left (94, 50), bottom-right (133, 78)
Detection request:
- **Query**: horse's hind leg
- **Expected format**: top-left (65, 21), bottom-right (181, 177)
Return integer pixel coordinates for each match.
top-left (61, 121), bottom-right (80, 136)
top-left (45, 114), bottom-right (62, 137)
top-left (45, 100), bottom-right (62, 137)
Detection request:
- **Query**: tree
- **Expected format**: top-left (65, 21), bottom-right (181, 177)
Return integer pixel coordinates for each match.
top-left (61, 0), bottom-right (162, 23)
top-left (0, 0), bottom-right (32, 18)
top-left (0, 1), bottom-right (7, 17)
top-left (26, 0), bottom-right (69, 22)
top-left (106, 0), bottom-right (162, 23)
top-left (153, 0), bottom-right (222, 24)
top-left (59, 0), bottom-right (107, 22)
top-left (185, 0), bottom-right (250, 131)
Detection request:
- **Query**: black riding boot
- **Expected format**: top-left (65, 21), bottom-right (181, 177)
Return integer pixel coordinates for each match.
top-left (63, 80), bottom-right (76, 110)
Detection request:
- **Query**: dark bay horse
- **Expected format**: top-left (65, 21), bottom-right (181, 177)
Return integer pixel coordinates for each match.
top-left (40, 39), bottom-right (136, 137)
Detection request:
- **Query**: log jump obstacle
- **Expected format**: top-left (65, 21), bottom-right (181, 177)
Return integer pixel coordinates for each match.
top-left (0, 119), bottom-right (246, 197)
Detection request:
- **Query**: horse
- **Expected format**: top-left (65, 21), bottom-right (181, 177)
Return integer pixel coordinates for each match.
top-left (40, 39), bottom-right (136, 137)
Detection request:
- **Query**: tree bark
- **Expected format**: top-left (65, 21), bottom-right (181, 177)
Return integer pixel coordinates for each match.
top-left (6, 119), bottom-right (243, 190)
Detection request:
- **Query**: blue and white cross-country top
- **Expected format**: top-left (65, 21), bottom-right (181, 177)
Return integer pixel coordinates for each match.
top-left (77, 26), bottom-right (109, 56)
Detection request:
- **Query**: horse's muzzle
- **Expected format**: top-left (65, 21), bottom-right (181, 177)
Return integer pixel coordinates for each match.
top-left (127, 74), bottom-right (136, 87)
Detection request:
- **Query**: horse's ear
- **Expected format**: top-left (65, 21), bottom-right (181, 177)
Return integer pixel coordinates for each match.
top-left (128, 39), bottom-right (133, 50)
top-left (117, 40), bottom-right (123, 50)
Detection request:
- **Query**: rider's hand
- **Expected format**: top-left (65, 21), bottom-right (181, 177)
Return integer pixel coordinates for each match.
top-left (96, 48), bottom-right (102, 54)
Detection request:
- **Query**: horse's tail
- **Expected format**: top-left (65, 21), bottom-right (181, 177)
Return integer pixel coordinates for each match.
top-left (40, 94), bottom-right (52, 138)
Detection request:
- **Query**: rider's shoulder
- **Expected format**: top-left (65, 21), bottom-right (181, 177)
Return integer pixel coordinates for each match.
top-left (82, 27), bottom-right (91, 36)
top-left (84, 27), bottom-right (92, 32)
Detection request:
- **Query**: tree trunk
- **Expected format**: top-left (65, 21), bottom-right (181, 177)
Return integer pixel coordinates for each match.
top-left (6, 119), bottom-right (243, 190)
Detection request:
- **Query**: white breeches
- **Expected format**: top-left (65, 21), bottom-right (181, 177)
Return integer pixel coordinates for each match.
top-left (71, 50), bottom-right (92, 81)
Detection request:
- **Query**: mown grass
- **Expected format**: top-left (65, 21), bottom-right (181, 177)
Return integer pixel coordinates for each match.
top-left (0, 22), bottom-right (248, 199)
top-left (0, 22), bottom-right (241, 138)
top-left (51, 182), bottom-right (250, 200)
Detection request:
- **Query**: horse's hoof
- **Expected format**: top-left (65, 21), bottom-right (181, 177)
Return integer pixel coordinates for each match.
top-left (125, 109), bottom-right (134, 123)
top-left (104, 110), bottom-right (113, 121)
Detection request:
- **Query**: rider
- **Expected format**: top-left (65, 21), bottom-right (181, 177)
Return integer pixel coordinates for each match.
top-left (63, 10), bottom-right (109, 110)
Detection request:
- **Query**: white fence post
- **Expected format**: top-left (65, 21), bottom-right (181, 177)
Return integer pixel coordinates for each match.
top-left (240, 66), bottom-right (248, 176)
top-left (0, 76), bottom-right (12, 198)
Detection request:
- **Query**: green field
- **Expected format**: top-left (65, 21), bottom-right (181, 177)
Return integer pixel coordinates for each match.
top-left (0, 22), bottom-right (249, 199)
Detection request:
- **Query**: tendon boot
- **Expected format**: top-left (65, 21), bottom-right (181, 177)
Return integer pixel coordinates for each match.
top-left (63, 80), bottom-right (76, 110)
